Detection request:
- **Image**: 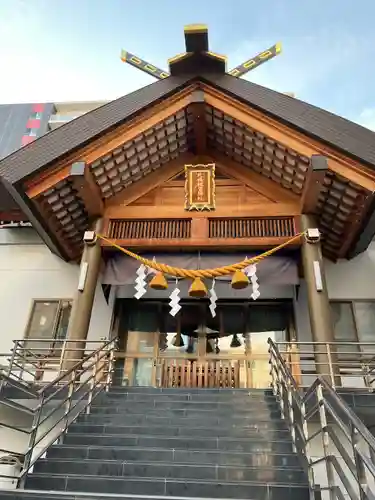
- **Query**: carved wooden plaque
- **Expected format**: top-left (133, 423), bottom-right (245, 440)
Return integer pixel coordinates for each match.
top-left (184, 163), bottom-right (215, 211)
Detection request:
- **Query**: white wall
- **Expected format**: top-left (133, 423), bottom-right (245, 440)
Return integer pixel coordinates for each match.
top-left (0, 228), bottom-right (114, 358)
top-left (295, 242), bottom-right (375, 344)
top-left (326, 241), bottom-right (375, 300)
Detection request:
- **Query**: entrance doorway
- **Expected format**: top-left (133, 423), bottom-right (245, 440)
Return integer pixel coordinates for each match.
top-left (115, 299), bottom-right (292, 389)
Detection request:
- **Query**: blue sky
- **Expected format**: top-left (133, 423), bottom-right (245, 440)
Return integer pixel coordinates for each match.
top-left (1, 0), bottom-right (374, 130)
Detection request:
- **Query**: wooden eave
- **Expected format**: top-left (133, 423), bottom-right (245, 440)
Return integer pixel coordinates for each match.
top-left (1, 77), bottom-right (375, 261)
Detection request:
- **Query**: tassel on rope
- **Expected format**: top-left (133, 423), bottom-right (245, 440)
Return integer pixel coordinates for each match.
top-left (189, 277), bottom-right (207, 298)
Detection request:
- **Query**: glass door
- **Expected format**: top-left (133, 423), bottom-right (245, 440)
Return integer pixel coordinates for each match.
top-left (157, 302), bottom-right (201, 388)
top-left (120, 301), bottom-right (159, 387)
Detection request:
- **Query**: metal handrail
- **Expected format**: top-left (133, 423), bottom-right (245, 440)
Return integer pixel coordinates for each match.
top-left (274, 340), bottom-right (375, 390)
top-left (269, 338), bottom-right (375, 500)
top-left (0, 338), bottom-right (114, 387)
top-left (0, 338), bottom-right (117, 486)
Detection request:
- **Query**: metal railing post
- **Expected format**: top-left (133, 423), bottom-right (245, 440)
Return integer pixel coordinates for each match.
top-left (350, 423), bottom-right (367, 500)
top-left (326, 343), bottom-right (335, 389)
top-left (87, 353), bottom-right (98, 414)
top-left (19, 392), bottom-right (45, 488)
top-left (287, 378), bottom-right (297, 452)
top-left (269, 348), bottom-right (278, 397)
top-left (300, 399), bottom-right (315, 493)
top-left (63, 370), bottom-right (76, 435)
top-left (316, 383), bottom-right (335, 500)
top-left (59, 339), bottom-right (68, 376)
top-left (6, 340), bottom-right (19, 378)
top-left (106, 346), bottom-right (115, 392)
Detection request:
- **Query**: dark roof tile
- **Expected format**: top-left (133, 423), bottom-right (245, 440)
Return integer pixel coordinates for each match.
top-left (0, 75), bottom-right (192, 184)
top-left (205, 74), bottom-right (375, 168)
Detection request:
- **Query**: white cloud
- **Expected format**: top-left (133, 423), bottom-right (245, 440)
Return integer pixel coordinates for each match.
top-left (355, 109), bottom-right (375, 131)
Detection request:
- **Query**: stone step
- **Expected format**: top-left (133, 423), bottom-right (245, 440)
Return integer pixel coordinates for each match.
top-left (78, 412), bottom-right (288, 429)
top-left (25, 473), bottom-right (310, 499)
top-left (64, 433), bottom-right (294, 453)
top-left (47, 445), bottom-right (302, 468)
top-left (106, 389), bottom-right (276, 402)
top-left (88, 405), bottom-right (281, 419)
top-left (33, 458), bottom-right (307, 484)
top-left (96, 398), bottom-right (280, 411)
top-left (108, 385), bottom-right (274, 395)
top-left (67, 423), bottom-right (290, 440)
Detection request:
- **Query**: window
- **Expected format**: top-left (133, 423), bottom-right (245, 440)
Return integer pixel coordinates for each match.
top-left (25, 128), bottom-right (37, 137)
top-left (25, 300), bottom-right (72, 352)
top-left (330, 301), bottom-right (375, 352)
top-left (30, 111), bottom-right (42, 119)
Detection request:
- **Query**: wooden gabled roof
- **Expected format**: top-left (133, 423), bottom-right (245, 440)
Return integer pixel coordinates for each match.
top-left (1, 71), bottom-right (375, 261)
top-left (1, 73), bottom-right (375, 183)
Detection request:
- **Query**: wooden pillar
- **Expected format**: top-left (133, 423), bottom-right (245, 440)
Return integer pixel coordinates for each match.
top-left (301, 214), bottom-right (341, 386)
top-left (62, 218), bottom-right (103, 373)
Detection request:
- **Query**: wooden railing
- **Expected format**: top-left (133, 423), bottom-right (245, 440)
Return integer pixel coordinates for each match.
top-left (104, 216), bottom-right (298, 248)
top-left (160, 358), bottom-right (240, 388)
top-left (108, 218), bottom-right (191, 239)
top-left (209, 217), bottom-right (295, 238)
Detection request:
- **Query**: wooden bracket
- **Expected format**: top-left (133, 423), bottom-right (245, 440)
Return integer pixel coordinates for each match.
top-left (301, 155), bottom-right (328, 213)
top-left (70, 162), bottom-right (104, 217)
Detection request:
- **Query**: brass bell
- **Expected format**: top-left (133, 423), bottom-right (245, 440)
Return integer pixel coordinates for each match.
top-left (231, 270), bottom-right (249, 290)
top-left (149, 272), bottom-right (168, 290)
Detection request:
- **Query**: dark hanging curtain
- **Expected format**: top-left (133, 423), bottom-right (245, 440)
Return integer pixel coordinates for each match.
top-left (247, 304), bottom-right (290, 332)
top-left (125, 301), bottom-right (160, 332)
top-left (122, 300), bottom-right (291, 335)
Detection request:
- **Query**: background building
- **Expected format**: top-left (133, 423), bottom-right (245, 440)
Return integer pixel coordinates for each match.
top-left (0, 100), bottom-right (107, 160)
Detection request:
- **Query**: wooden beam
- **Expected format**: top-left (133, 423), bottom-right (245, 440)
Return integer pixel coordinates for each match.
top-left (203, 87), bottom-right (375, 192)
top-left (70, 162), bottom-right (104, 217)
top-left (301, 155), bottom-right (328, 213)
top-left (207, 150), bottom-right (300, 204)
top-left (100, 236), bottom-right (300, 251)
top-left (105, 153), bottom-right (195, 208)
top-left (105, 202), bottom-right (300, 220)
top-left (190, 90), bottom-right (207, 154)
top-left (24, 85), bottom-right (198, 196)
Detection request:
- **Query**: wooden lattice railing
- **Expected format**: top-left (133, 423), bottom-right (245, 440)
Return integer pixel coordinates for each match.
top-left (108, 218), bottom-right (191, 239)
top-left (105, 216), bottom-right (298, 247)
top-left (208, 217), bottom-right (295, 239)
top-left (160, 359), bottom-right (240, 388)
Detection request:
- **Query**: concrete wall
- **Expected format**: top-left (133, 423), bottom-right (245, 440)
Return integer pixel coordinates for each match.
top-left (0, 228), bottom-right (114, 358)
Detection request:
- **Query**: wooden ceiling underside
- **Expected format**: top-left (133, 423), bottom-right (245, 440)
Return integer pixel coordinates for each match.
top-left (24, 87), bottom-right (375, 261)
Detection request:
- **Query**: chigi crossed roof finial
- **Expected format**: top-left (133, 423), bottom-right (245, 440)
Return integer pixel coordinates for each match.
top-left (121, 24), bottom-right (281, 79)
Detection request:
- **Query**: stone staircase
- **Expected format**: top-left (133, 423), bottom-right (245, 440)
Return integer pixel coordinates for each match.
top-left (0, 385), bottom-right (311, 500)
